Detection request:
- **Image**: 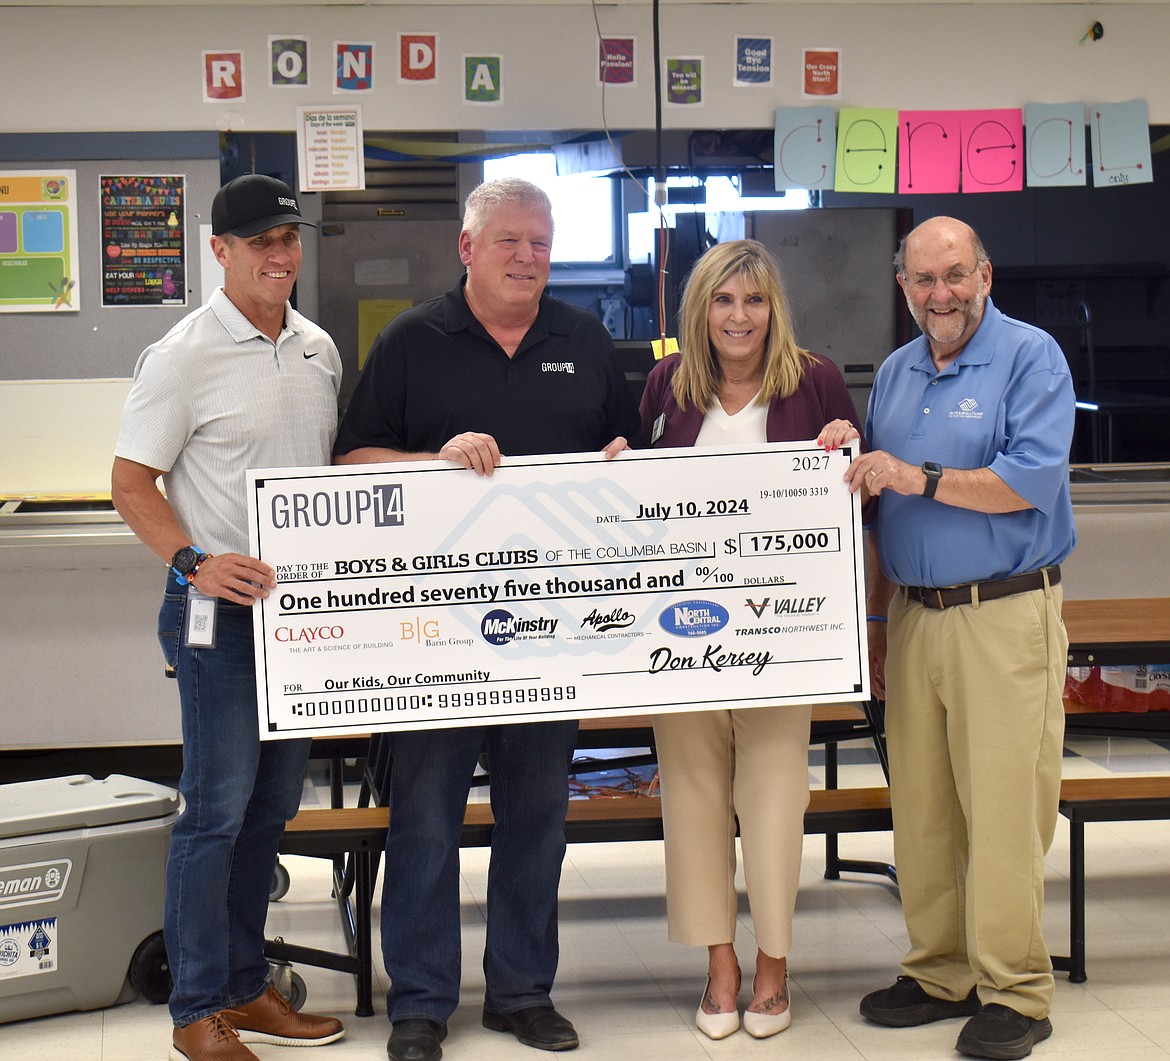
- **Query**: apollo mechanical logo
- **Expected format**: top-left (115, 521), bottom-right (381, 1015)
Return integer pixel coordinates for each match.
top-left (580, 607), bottom-right (635, 632)
top-left (269, 482), bottom-right (404, 529)
top-left (480, 609), bottom-right (560, 645)
top-left (659, 599), bottom-right (730, 638)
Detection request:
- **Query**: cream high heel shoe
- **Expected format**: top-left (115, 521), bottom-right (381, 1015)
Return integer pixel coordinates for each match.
top-left (743, 973), bottom-right (791, 1038)
top-left (695, 976), bottom-right (741, 1040)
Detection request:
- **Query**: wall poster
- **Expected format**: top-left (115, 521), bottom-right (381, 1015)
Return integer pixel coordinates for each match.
top-left (100, 175), bottom-right (187, 308)
top-left (0, 170), bottom-right (80, 313)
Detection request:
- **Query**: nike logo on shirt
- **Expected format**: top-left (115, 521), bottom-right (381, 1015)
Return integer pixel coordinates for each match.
top-left (303, 351), bottom-right (320, 359)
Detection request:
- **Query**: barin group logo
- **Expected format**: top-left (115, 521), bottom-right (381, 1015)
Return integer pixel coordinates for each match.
top-left (659, 599), bottom-right (730, 638)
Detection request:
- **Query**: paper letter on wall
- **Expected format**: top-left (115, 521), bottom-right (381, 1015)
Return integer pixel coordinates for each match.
top-left (1089, 100), bottom-right (1152, 187)
top-left (1024, 103), bottom-right (1086, 188)
top-left (774, 107), bottom-right (836, 191)
top-left (962, 110), bottom-right (1023, 193)
top-left (203, 51), bottom-right (244, 102)
top-left (834, 108), bottom-right (896, 193)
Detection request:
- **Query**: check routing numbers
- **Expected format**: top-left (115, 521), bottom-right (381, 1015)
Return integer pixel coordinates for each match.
top-left (249, 442), bottom-right (867, 736)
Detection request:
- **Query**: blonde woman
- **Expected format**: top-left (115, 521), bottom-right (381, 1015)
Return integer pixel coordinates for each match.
top-left (640, 239), bottom-right (862, 1039)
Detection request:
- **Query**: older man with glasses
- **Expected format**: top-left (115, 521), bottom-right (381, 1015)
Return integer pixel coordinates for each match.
top-left (843, 216), bottom-right (1076, 1061)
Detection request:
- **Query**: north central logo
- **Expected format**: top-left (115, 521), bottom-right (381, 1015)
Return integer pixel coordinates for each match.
top-left (659, 599), bottom-right (729, 638)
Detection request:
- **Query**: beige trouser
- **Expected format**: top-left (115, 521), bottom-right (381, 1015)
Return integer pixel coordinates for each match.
top-left (885, 580), bottom-right (1067, 1018)
top-left (652, 704), bottom-right (812, 957)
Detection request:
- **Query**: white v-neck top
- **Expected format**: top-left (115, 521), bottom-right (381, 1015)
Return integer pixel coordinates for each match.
top-left (695, 391), bottom-right (768, 446)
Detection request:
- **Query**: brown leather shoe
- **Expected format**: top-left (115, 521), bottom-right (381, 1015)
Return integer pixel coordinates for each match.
top-left (221, 985), bottom-right (345, 1047)
top-left (171, 1014), bottom-right (258, 1060)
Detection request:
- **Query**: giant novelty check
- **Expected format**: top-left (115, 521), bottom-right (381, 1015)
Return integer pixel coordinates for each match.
top-left (248, 442), bottom-right (868, 739)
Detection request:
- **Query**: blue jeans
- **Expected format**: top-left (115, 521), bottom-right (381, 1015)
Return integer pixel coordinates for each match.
top-left (381, 720), bottom-right (578, 1024)
top-left (159, 573), bottom-right (310, 1025)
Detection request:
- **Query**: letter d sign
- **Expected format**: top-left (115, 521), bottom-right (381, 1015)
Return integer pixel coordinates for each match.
top-left (400, 33), bottom-right (437, 82)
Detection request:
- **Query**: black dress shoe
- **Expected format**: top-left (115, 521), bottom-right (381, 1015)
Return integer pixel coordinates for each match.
top-left (387, 1018), bottom-right (447, 1061)
top-left (860, 976), bottom-right (980, 1027)
top-left (482, 1006), bottom-right (579, 1051)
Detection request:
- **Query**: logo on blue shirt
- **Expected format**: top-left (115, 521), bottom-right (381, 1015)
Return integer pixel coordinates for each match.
top-left (950, 397), bottom-right (983, 419)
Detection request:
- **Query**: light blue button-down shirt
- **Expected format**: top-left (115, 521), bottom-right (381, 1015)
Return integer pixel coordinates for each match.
top-left (867, 298), bottom-right (1077, 588)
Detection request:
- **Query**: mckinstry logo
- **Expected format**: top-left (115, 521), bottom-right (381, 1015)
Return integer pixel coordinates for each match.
top-left (480, 609), bottom-right (560, 645)
top-left (269, 483), bottom-right (404, 529)
top-left (659, 600), bottom-right (729, 638)
top-left (0, 860), bottom-right (71, 910)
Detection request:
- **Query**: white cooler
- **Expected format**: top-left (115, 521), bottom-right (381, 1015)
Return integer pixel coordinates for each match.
top-left (0, 774), bottom-right (179, 1023)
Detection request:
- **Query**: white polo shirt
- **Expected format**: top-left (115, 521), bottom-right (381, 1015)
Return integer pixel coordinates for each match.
top-left (116, 287), bottom-right (341, 557)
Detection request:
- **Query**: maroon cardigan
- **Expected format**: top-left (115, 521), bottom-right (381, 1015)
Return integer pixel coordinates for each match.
top-left (639, 351), bottom-right (864, 448)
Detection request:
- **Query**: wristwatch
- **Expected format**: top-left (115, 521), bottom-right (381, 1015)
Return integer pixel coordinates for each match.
top-left (170, 545), bottom-right (209, 585)
top-left (921, 461), bottom-right (943, 499)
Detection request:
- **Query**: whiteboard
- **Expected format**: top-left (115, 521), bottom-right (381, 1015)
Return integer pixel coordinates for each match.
top-left (0, 377), bottom-right (131, 497)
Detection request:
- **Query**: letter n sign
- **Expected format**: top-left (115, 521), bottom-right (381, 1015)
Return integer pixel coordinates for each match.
top-left (336, 43), bottom-right (374, 92)
top-left (203, 51), bottom-right (244, 102)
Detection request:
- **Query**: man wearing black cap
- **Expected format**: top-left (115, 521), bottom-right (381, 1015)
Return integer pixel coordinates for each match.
top-left (113, 174), bottom-right (345, 1061)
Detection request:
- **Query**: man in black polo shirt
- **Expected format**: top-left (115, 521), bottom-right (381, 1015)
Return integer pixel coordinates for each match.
top-left (334, 177), bottom-right (638, 1061)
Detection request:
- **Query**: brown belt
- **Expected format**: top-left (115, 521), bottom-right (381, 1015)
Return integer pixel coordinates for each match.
top-left (904, 566), bottom-right (1061, 610)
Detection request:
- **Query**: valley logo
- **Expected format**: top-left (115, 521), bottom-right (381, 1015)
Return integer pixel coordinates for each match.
top-left (268, 481), bottom-right (404, 529)
top-left (480, 609), bottom-right (560, 645)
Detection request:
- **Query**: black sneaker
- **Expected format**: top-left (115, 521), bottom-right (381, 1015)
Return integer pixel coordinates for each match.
top-left (860, 975), bottom-right (981, 1027)
top-left (956, 1004), bottom-right (1052, 1060)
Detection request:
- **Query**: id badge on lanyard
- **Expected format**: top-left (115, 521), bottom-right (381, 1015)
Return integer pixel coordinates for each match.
top-left (184, 587), bottom-right (218, 648)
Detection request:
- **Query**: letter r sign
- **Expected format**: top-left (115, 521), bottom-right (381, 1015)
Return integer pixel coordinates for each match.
top-left (203, 51), bottom-right (245, 101)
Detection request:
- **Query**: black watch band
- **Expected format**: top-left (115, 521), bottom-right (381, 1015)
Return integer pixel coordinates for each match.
top-left (170, 545), bottom-right (209, 585)
top-left (922, 461), bottom-right (943, 499)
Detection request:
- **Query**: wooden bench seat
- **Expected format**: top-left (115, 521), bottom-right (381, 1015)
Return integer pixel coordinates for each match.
top-left (279, 783), bottom-right (892, 1016)
top-left (1055, 774), bottom-right (1170, 983)
top-left (284, 784), bottom-right (892, 850)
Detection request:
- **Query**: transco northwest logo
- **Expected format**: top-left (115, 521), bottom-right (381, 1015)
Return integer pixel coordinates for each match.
top-left (269, 482), bottom-right (404, 529)
top-left (659, 599), bottom-right (729, 638)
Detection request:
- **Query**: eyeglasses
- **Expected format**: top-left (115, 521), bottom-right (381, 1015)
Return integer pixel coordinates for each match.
top-left (906, 265), bottom-right (982, 291)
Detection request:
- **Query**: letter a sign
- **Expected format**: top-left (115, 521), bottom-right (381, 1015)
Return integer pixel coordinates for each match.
top-left (464, 56), bottom-right (501, 104)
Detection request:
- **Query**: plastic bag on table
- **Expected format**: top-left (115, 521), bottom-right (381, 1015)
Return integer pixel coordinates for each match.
top-left (1065, 665), bottom-right (1170, 712)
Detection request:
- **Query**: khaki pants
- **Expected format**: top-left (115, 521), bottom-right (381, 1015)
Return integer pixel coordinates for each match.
top-left (652, 704), bottom-right (812, 958)
top-left (885, 581), bottom-right (1067, 1018)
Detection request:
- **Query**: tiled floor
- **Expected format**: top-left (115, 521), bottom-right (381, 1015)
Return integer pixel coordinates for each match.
top-left (5, 733), bottom-right (1170, 1060)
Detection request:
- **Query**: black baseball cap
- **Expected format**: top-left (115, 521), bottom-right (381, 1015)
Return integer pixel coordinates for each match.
top-left (211, 174), bottom-right (316, 237)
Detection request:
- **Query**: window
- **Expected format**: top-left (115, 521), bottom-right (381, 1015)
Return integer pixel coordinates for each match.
top-left (628, 175), bottom-right (811, 264)
top-left (482, 152), bottom-right (617, 265)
